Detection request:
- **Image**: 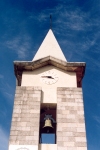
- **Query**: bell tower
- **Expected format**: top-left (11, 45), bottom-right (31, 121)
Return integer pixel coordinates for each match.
top-left (9, 29), bottom-right (87, 150)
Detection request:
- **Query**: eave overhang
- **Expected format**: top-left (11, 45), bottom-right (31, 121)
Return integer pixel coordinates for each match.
top-left (14, 56), bottom-right (86, 87)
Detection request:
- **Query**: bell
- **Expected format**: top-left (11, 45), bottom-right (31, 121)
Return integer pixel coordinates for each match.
top-left (43, 118), bottom-right (53, 128)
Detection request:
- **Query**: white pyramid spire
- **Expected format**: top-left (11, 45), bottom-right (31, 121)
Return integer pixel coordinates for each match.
top-left (32, 29), bottom-right (67, 62)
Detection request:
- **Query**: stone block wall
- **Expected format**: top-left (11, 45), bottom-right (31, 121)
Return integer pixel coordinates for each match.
top-left (57, 87), bottom-right (87, 150)
top-left (9, 86), bottom-right (41, 146)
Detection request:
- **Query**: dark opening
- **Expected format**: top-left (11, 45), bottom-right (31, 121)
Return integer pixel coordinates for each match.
top-left (39, 103), bottom-right (57, 144)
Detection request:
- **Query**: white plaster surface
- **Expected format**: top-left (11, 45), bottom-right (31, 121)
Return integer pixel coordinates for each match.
top-left (9, 144), bottom-right (57, 150)
top-left (9, 145), bottom-right (38, 150)
top-left (41, 88), bottom-right (57, 103)
top-left (21, 66), bottom-right (76, 87)
top-left (21, 65), bottom-right (77, 103)
top-left (39, 144), bottom-right (57, 150)
top-left (32, 29), bottom-right (67, 61)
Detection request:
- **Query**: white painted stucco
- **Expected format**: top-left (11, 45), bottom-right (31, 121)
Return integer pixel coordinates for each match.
top-left (39, 144), bottom-right (57, 150)
top-left (21, 65), bottom-right (77, 103)
top-left (9, 144), bottom-right (57, 150)
top-left (32, 29), bottom-right (67, 61)
top-left (9, 145), bottom-right (38, 150)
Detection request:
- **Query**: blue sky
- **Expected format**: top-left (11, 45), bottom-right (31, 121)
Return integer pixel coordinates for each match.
top-left (0, 0), bottom-right (100, 149)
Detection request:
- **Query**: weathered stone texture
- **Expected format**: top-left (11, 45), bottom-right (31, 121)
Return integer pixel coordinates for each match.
top-left (57, 87), bottom-right (87, 150)
top-left (9, 86), bottom-right (41, 145)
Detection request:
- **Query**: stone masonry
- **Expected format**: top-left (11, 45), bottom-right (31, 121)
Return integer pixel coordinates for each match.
top-left (9, 86), bottom-right (41, 146)
top-left (57, 87), bottom-right (87, 150)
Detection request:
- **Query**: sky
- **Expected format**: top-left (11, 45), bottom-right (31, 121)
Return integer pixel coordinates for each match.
top-left (0, 0), bottom-right (100, 149)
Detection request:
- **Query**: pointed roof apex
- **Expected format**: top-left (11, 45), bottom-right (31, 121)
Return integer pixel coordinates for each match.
top-left (32, 29), bottom-right (67, 62)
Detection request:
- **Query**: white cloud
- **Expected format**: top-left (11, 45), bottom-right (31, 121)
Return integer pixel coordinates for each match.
top-left (0, 127), bottom-right (8, 150)
top-left (34, 4), bottom-right (100, 56)
top-left (37, 5), bottom-right (90, 31)
top-left (1, 2), bottom-right (99, 62)
top-left (0, 80), bottom-right (14, 105)
top-left (0, 75), bottom-right (4, 78)
top-left (93, 116), bottom-right (100, 124)
top-left (4, 92), bottom-right (13, 100)
top-left (6, 34), bottom-right (32, 59)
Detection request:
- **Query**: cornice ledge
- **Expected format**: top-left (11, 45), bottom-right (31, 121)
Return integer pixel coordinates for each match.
top-left (14, 56), bottom-right (86, 87)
